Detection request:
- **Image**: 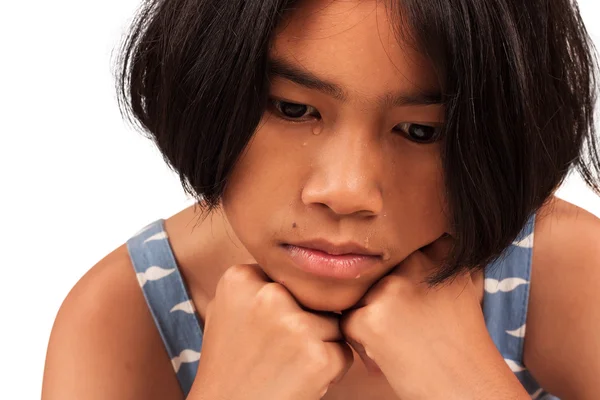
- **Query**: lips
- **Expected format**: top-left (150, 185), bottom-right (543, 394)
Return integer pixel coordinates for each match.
top-left (288, 238), bottom-right (382, 257)
top-left (282, 239), bottom-right (382, 279)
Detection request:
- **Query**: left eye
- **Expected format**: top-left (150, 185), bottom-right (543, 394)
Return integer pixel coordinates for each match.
top-left (394, 123), bottom-right (441, 144)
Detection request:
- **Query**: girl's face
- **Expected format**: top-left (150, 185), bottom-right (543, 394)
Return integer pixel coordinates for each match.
top-left (222, 0), bottom-right (449, 312)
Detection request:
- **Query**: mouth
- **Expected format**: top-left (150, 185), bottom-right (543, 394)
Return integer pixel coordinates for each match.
top-left (282, 239), bottom-right (383, 279)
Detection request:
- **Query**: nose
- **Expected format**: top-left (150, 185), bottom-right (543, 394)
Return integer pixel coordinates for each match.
top-left (301, 132), bottom-right (384, 217)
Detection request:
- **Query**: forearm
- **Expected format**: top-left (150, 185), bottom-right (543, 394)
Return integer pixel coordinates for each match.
top-left (375, 338), bottom-right (530, 400)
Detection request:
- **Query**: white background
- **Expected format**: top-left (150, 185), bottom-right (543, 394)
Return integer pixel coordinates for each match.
top-left (1, 1), bottom-right (599, 398)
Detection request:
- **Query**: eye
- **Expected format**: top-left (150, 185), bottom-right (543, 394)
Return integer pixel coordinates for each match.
top-left (269, 99), bottom-right (320, 121)
top-left (394, 122), bottom-right (441, 144)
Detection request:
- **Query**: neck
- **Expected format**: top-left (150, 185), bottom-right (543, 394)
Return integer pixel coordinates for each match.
top-left (163, 203), bottom-right (256, 322)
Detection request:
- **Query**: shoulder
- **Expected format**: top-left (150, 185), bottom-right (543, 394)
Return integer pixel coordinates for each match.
top-left (524, 196), bottom-right (600, 398)
top-left (42, 244), bottom-right (182, 400)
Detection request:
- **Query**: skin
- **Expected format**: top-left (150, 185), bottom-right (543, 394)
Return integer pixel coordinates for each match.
top-left (42, 1), bottom-right (600, 399)
top-left (223, 0), bottom-right (447, 313)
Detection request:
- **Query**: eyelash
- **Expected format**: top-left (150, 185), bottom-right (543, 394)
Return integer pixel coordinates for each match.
top-left (268, 98), bottom-right (442, 144)
top-left (269, 98), bottom-right (320, 122)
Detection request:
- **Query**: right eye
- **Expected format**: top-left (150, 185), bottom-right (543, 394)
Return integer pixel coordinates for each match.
top-left (269, 99), bottom-right (320, 122)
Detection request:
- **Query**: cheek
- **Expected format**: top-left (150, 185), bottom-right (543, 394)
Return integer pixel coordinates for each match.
top-left (221, 122), bottom-right (307, 250)
top-left (226, 117), bottom-right (310, 189)
top-left (382, 146), bottom-right (449, 247)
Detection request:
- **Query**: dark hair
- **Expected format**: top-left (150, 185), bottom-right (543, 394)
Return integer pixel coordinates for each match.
top-left (114, 0), bottom-right (599, 284)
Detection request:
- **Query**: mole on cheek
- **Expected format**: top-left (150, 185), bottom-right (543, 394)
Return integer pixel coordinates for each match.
top-left (292, 222), bottom-right (297, 228)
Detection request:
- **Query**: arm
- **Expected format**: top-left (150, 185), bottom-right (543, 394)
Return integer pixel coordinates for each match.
top-left (340, 236), bottom-right (530, 400)
top-left (42, 245), bottom-right (183, 400)
top-left (524, 198), bottom-right (600, 399)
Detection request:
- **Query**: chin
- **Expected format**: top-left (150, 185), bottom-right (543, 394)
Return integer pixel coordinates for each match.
top-left (282, 281), bottom-right (367, 312)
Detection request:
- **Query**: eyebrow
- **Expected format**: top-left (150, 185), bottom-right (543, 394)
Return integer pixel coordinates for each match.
top-left (268, 57), bottom-right (443, 107)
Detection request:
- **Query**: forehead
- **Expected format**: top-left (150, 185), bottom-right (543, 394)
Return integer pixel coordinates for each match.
top-left (271, 0), bottom-right (439, 100)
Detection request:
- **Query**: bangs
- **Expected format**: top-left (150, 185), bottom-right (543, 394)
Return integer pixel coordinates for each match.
top-left (115, 0), bottom-right (598, 284)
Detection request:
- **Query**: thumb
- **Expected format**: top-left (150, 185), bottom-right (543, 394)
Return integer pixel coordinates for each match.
top-left (344, 337), bottom-right (382, 376)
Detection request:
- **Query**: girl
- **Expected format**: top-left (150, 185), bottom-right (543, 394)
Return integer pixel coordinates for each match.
top-left (43, 0), bottom-right (600, 399)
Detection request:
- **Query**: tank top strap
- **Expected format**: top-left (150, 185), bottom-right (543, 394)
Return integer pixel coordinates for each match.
top-left (483, 214), bottom-right (558, 399)
top-left (126, 219), bottom-right (203, 398)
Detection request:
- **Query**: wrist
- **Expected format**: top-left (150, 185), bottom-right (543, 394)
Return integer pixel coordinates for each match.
top-left (426, 372), bottom-right (529, 400)
top-left (381, 342), bottom-right (531, 400)
top-left (456, 359), bottom-right (530, 400)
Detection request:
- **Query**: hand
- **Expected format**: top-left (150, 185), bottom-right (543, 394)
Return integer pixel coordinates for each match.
top-left (340, 236), bottom-right (530, 399)
top-left (189, 264), bottom-right (353, 400)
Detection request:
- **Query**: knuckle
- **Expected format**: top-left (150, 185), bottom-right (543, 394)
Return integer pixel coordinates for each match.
top-left (255, 282), bottom-right (289, 307)
top-left (377, 275), bottom-right (405, 293)
top-left (218, 264), bottom-right (255, 291)
top-left (305, 342), bottom-right (331, 372)
top-left (279, 313), bottom-right (308, 335)
top-left (376, 275), bottom-right (418, 299)
top-left (305, 343), bottom-right (349, 384)
top-left (359, 305), bottom-right (387, 338)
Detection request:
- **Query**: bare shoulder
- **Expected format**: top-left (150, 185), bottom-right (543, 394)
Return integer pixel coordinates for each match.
top-left (42, 244), bottom-right (182, 400)
top-left (524, 196), bottom-right (600, 398)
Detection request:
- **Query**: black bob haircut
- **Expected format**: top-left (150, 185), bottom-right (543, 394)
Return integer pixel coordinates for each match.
top-left (115, 0), bottom-right (599, 284)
